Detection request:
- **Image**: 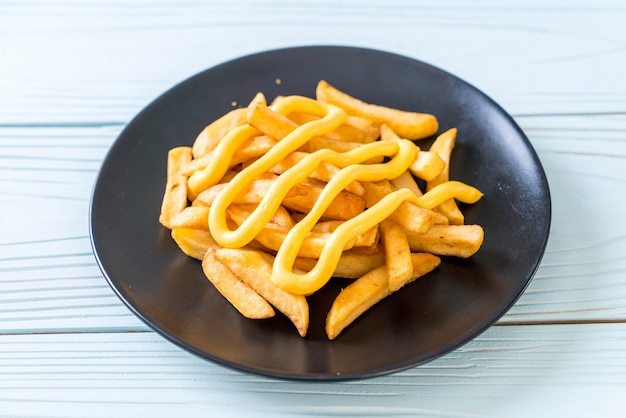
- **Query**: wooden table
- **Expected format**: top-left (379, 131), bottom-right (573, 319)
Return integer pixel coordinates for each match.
top-left (2, 1), bottom-right (625, 416)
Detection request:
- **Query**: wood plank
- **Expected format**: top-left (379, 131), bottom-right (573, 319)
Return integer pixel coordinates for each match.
top-left (0, 324), bottom-right (624, 416)
top-left (1, 1), bottom-right (625, 125)
top-left (503, 114), bottom-right (626, 322)
top-left (0, 126), bottom-right (147, 332)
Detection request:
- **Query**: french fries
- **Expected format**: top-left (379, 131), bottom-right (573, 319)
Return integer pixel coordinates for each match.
top-left (326, 253), bottom-right (442, 340)
top-left (214, 248), bottom-right (309, 337)
top-left (202, 249), bottom-right (276, 319)
top-left (158, 80), bottom-right (485, 339)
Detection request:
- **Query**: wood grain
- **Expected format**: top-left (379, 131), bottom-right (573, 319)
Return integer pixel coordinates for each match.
top-left (0, 324), bottom-right (625, 417)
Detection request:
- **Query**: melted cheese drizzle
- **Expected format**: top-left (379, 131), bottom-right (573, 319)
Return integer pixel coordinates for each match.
top-left (208, 96), bottom-right (482, 295)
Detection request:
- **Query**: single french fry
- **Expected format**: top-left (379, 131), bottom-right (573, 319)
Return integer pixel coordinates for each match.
top-left (390, 170), bottom-right (423, 197)
top-left (427, 128), bottom-right (464, 224)
top-left (409, 151), bottom-right (446, 182)
top-left (215, 248), bottom-right (309, 336)
top-left (344, 115), bottom-right (380, 142)
top-left (294, 248), bottom-right (386, 279)
top-left (349, 243), bottom-right (382, 255)
top-left (327, 265), bottom-right (388, 339)
top-left (247, 91), bottom-right (267, 109)
top-left (434, 212), bottom-right (451, 225)
top-left (159, 147), bottom-right (192, 229)
top-left (316, 80), bottom-right (438, 140)
top-left (380, 219), bottom-right (413, 292)
top-left (329, 121), bottom-right (375, 143)
top-left (247, 103), bottom-right (297, 140)
top-left (202, 249), bottom-right (275, 319)
top-left (405, 224), bottom-right (484, 258)
top-left (170, 206), bottom-right (210, 230)
top-left (362, 181), bottom-right (436, 235)
top-left (379, 123), bottom-right (401, 143)
top-left (171, 227), bottom-right (221, 260)
top-left (325, 253), bottom-right (441, 339)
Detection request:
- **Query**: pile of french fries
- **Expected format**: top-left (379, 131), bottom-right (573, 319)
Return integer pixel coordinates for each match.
top-left (159, 80), bottom-right (484, 339)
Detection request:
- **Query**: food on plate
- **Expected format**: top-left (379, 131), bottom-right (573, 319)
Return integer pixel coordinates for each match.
top-left (159, 80), bottom-right (484, 339)
top-left (326, 253), bottom-right (441, 340)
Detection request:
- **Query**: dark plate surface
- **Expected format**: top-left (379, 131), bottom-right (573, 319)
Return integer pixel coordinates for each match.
top-left (90, 46), bottom-right (550, 380)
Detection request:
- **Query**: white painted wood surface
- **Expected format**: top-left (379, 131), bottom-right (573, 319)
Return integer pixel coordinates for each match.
top-left (1, 0), bottom-right (625, 416)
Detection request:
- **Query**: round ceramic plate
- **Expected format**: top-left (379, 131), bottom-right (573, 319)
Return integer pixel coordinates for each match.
top-left (90, 46), bottom-right (551, 380)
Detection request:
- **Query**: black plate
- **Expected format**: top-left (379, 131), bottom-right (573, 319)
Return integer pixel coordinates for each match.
top-left (90, 46), bottom-right (550, 380)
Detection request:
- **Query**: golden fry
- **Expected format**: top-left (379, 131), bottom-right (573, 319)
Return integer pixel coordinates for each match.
top-left (170, 206), bottom-right (210, 230)
top-left (202, 249), bottom-right (275, 319)
top-left (215, 248), bottom-right (309, 336)
top-left (390, 170), bottom-right (423, 197)
top-left (159, 147), bottom-right (192, 229)
top-left (405, 224), bottom-right (485, 258)
top-left (380, 219), bottom-right (413, 292)
top-left (171, 228), bottom-right (220, 260)
top-left (409, 151), bottom-right (446, 182)
top-left (247, 103), bottom-right (297, 140)
top-left (316, 80), bottom-right (438, 140)
top-left (326, 253), bottom-right (441, 339)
